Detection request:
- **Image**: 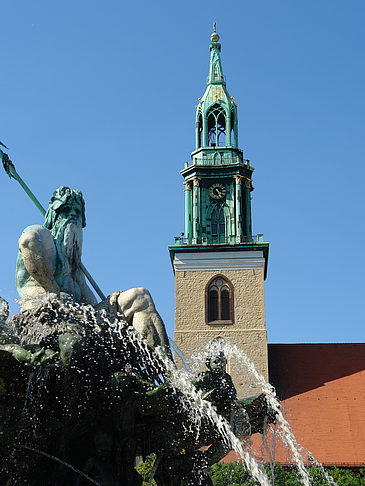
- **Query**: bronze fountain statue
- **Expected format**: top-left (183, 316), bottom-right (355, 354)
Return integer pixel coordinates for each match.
top-left (0, 150), bottom-right (275, 486)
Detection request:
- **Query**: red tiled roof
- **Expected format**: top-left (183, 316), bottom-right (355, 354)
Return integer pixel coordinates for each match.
top-left (224, 343), bottom-right (365, 467)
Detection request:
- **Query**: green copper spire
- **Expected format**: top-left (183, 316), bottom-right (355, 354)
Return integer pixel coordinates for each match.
top-left (169, 23), bottom-right (269, 279)
top-left (195, 24), bottom-right (238, 149)
top-left (177, 24), bottom-right (255, 245)
top-left (208, 22), bottom-right (225, 86)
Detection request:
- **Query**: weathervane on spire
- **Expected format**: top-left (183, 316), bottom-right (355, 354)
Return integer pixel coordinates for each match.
top-left (211, 21), bottom-right (220, 43)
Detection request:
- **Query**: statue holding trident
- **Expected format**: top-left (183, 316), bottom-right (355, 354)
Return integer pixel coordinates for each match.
top-left (1, 146), bottom-right (171, 357)
top-left (16, 186), bottom-right (97, 307)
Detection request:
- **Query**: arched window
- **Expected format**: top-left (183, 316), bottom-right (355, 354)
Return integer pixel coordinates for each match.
top-left (205, 275), bottom-right (234, 324)
top-left (207, 104), bottom-right (226, 147)
top-left (213, 152), bottom-right (222, 164)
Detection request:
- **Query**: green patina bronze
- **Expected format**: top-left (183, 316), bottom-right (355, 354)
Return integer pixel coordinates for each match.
top-left (171, 26), bottom-right (265, 247)
top-left (0, 343), bottom-right (58, 365)
top-left (1, 149), bottom-right (46, 215)
top-left (0, 147), bottom-right (105, 301)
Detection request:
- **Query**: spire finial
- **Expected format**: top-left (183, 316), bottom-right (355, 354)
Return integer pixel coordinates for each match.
top-left (211, 21), bottom-right (220, 42)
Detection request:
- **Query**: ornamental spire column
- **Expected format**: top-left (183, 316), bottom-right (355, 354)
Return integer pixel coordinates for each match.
top-left (226, 112), bottom-right (231, 147)
top-left (244, 179), bottom-right (252, 238)
top-left (184, 181), bottom-right (193, 240)
top-left (234, 176), bottom-right (243, 241)
top-left (202, 115), bottom-right (208, 148)
top-left (192, 178), bottom-right (200, 241)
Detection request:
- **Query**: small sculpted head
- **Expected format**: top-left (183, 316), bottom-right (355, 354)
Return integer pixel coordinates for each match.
top-left (206, 351), bottom-right (227, 375)
top-left (44, 186), bottom-right (86, 274)
top-left (44, 186), bottom-right (86, 230)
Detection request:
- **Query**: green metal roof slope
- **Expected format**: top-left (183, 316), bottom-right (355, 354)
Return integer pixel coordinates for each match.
top-left (207, 22), bottom-right (225, 86)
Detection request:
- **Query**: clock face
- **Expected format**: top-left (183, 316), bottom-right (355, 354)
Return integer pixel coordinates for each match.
top-left (209, 183), bottom-right (226, 200)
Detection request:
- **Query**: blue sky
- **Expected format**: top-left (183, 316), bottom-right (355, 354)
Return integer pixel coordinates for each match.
top-left (1, 0), bottom-right (364, 343)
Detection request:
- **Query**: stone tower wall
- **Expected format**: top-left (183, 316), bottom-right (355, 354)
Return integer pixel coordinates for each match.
top-left (173, 262), bottom-right (268, 398)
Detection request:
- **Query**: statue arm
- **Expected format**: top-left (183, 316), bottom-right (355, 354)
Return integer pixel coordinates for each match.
top-left (17, 225), bottom-right (60, 295)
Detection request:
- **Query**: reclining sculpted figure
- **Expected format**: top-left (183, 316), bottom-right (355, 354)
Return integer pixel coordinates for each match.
top-left (15, 186), bottom-right (171, 356)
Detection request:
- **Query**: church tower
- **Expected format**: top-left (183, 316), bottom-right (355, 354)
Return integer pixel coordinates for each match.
top-left (169, 25), bottom-right (269, 397)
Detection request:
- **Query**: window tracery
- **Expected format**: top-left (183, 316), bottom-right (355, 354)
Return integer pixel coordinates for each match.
top-left (205, 275), bottom-right (234, 324)
top-left (207, 104), bottom-right (226, 147)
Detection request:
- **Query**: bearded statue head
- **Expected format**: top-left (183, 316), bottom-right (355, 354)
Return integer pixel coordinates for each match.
top-left (44, 186), bottom-right (86, 230)
top-left (44, 186), bottom-right (86, 277)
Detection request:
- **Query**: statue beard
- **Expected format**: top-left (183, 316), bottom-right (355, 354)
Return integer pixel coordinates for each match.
top-left (50, 218), bottom-right (83, 275)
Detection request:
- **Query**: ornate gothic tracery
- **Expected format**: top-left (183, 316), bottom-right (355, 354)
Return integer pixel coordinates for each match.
top-left (207, 103), bottom-right (226, 147)
top-left (206, 275), bottom-right (234, 324)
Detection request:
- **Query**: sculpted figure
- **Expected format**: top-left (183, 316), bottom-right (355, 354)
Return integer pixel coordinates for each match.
top-left (194, 352), bottom-right (237, 417)
top-left (75, 431), bottom-right (119, 486)
top-left (108, 288), bottom-right (170, 355)
top-left (0, 343), bottom-right (57, 364)
top-left (16, 186), bottom-right (95, 307)
top-left (16, 186), bottom-right (171, 356)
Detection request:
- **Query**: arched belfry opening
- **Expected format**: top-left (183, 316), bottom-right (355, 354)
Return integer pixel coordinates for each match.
top-left (205, 275), bottom-right (234, 324)
top-left (207, 103), bottom-right (226, 147)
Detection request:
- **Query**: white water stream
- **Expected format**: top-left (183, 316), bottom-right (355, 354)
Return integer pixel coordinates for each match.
top-left (186, 339), bottom-right (338, 486)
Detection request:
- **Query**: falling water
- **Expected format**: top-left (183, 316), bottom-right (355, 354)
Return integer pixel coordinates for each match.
top-left (69, 304), bottom-right (336, 485)
top-left (155, 348), bottom-right (271, 486)
top-left (78, 302), bottom-right (272, 485)
top-left (189, 339), bottom-right (338, 486)
top-left (261, 418), bottom-right (277, 485)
